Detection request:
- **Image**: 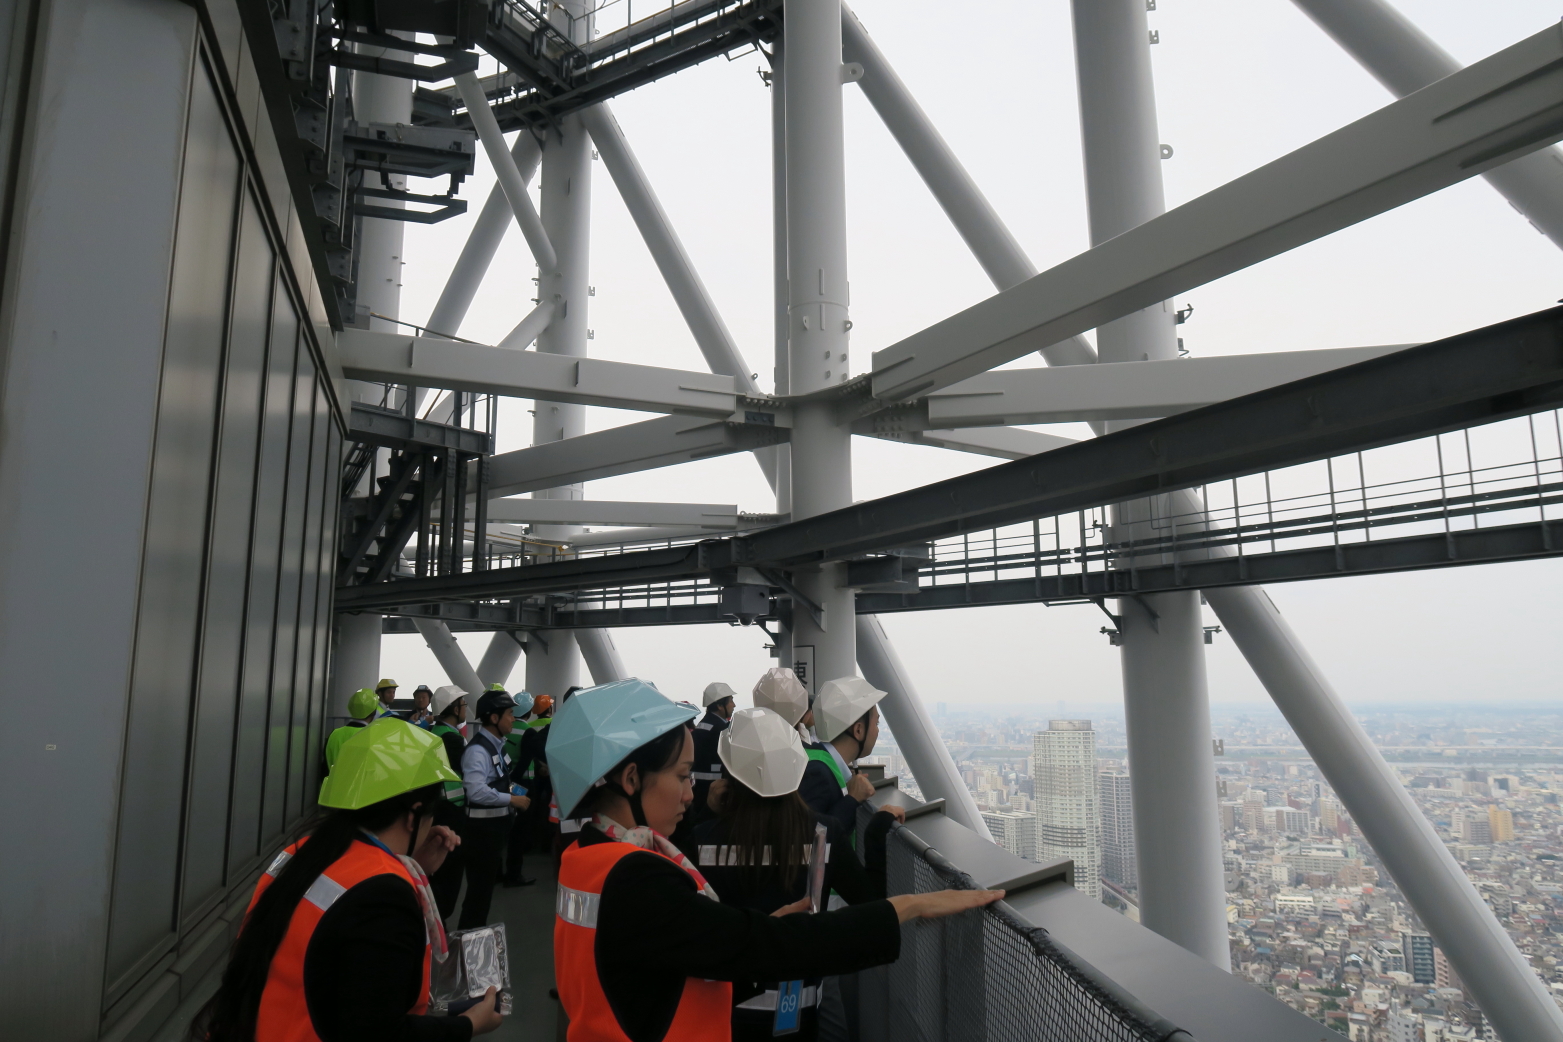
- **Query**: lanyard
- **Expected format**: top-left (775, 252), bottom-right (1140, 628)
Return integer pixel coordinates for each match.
top-left (358, 830), bottom-right (400, 858)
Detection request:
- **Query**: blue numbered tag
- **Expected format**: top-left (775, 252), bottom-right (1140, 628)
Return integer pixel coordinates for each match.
top-left (511, 783), bottom-right (528, 796)
top-left (772, 980), bottom-right (803, 1036)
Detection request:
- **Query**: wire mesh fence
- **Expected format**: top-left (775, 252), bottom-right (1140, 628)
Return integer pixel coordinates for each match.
top-left (881, 826), bottom-right (1192, 1042)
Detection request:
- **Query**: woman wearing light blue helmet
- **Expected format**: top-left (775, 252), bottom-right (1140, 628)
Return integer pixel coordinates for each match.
top-left (547, 679), bottom-right (1004, 1042)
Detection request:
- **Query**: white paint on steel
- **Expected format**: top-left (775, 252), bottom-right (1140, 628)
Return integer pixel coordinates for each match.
top-left (783, 0), bottom-right (856, 689)
top-left (1073, 0), bottom-right (1230, 970)
top-left (453, 72), bottom-right (558, 273)
top-left (1292, 0), bottom-right (1563, 251)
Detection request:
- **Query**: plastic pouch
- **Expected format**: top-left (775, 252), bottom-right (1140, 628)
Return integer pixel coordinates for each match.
top-left (430, 923), bottom-right (513, 1015)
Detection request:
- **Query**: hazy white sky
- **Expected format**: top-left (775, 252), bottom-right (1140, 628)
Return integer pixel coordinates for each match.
top-left (380, 0), bottom-right (1563, 708)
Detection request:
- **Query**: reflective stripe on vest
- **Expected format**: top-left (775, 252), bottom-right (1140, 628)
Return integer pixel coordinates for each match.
top-left (555, 840), bottom-right (732, 1042)
top-left (806, 748), bottom-right (847, 792)
top-left (247, 838), bottom-right (431, 1042)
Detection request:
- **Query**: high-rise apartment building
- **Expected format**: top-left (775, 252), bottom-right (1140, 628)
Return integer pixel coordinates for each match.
top-left (1033, 720), bottom-right (1102, 899)
top-left (1434, 946), bottom-right (1464, 994)
top-left (1099, 772), bottom-right (1136, 889)
top-left (1488, 805), bottom-right (1514, 842)
top-left (1402, 931), bottom-right (1436, 985)
top-left (982, 810), bottom-right (1038, 862)
top-left (1453, 808), bottom-right (1493, 845)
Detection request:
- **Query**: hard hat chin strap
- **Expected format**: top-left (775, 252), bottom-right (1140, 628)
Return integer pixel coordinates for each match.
top-left (610, 770), bottom-right (649, 828)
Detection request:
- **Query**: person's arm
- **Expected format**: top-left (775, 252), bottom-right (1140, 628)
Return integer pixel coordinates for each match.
top-left (461, 741), bottom-right (511, 807)
top-left (597, 851), bottom-right (900, 984)
top-left (305, 875), bottom-right (475, 1042)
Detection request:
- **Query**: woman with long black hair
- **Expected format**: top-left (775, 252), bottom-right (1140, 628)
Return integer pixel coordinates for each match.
top-left (546, 680), bottom-right (1002, 1042)
top-left (690, 707), bottom-right (900, 1042)
top-left (195, 719), bottom-right (503, 1042)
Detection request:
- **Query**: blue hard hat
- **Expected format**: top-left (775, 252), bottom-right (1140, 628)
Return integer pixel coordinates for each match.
top-left (546, 679), bottom-right (699, 819)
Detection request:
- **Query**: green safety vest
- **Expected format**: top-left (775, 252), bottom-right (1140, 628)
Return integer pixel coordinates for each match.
top-left (431, 723), bottom-right (467, 806)
top-left (324, 721), bottom-right (368, 770)
top-left (509, 717), bottom-right (551, 780)
top-left (807, 747), bottom-right (848, 790)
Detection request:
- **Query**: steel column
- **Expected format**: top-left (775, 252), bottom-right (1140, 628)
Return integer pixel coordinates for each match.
top-left (526, 0), bottom-right (610, 695)
top-left (1205, 584), bottom-right (1563, 1041)
top-left (839, 3), bottom-right (1095, 366)
top-left (783, 0), bottom-right (856, 689)
top-left (476, 630), bottom-right (525, 688)
top-left (1291, 0), bottom-right (1563, 250)
top-left (579, 102), bottom-right (777, 491)
top-left (341, 44), bottom-right (415, 661)
top-left (413, 616), bottom-right (484, 695)
top-left (331, 612), bottom-right (383, 712)
top-left (425, 133), bottom-right (543, 338)
top-left (771, 41), bottom-right (792, 516)
top-left (576, 628), bottom-right (628, 684)
top-left (1072, 0), bottom-right (1229, 968)
top-left (856, 616), bottom-right (990, 838)
top-left (454, 72), bottom-right (557, 271)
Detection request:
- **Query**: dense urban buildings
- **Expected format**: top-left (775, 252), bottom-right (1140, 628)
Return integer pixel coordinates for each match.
top-left (907, 704), bottom-right (1563, 1038)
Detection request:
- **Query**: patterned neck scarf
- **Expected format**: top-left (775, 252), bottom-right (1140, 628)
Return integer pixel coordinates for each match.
top-left (592, 813), bottom-right (719, 901)
top-left (397, 854), bottom-right (451, 962)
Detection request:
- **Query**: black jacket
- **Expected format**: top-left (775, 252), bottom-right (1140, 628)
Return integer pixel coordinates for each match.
top-left (300, 848), bottom-right (472, 1041)
top-left (797, 752), bottom-right (862, 835)
top-left (576, 825), bottom-right (901, 1042)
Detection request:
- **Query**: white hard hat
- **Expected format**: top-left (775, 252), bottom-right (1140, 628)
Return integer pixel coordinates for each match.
top-left (814, 676), bottom-right (887, 742)
top-left (752, 667), bottom-right (809, 727)
top-left (719, 708), bottom-right (809, 798)
top-left (703, 682), bottom-right (737, 707)
top-left (431, 685), bottom-right (467, 717)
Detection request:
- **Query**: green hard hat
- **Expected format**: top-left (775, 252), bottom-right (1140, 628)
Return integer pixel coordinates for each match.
top-left (488, 683), bottom-right (507, 691)
top-left (318, 718), bottom-right (459, 810)
top-left (348, 687), bottom-right (379, 719)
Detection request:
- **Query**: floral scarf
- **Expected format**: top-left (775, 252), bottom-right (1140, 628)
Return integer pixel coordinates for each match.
top-left (592, 813), bottom-right (719, 901)
top-left (396, 854), bottom-right (450, 961)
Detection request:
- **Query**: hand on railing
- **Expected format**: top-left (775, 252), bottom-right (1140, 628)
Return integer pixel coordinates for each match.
top-left (889, 889), bottom-right (1004, 923)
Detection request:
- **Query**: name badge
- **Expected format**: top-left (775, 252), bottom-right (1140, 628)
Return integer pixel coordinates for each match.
top-left (772, 980), bottom-right (803, 1036)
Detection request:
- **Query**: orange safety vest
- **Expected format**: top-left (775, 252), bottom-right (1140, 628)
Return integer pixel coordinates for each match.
top-left (246, 838), bottom-right (431, 1042)
top-left (555, 839), bottom-right (732, 1042)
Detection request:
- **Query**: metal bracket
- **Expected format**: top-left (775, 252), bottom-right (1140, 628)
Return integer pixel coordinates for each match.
top-left (1089, 597), bottom-right (1122, 628)
top-left (757, 568), bottom-right (823, 628)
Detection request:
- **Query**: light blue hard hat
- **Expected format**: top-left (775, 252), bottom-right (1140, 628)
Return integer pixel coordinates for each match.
top-left (546, 678), bottom-right (699, 819)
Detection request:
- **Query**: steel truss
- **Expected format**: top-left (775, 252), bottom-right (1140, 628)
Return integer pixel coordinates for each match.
top-left (289, 0), bottom-right (1563, 1032)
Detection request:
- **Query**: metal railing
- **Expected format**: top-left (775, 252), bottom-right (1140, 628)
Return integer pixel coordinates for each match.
top-left (879, 826), bottom-right (1192, 1042)
top-left (479, 405), bottom-right (1563, 620)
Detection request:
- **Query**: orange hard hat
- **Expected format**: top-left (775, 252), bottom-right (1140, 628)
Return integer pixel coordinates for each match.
top-left (531, 694), bottom-right (555, 717)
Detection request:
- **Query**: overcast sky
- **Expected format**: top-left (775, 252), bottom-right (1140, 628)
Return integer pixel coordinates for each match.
top-left (379, 0), bottom-right (1563, 709)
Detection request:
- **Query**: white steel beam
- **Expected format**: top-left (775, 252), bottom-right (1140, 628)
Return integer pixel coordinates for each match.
top-left (869, 25), bottom-right (1563, 402)
top-left (924, 345), bottom-right (1409, 427)
top-left (864, 426), bottom-right (1076, 461)
top-left (856, 616), bottom-right (991, 839)
top-left (577, 628), bottom-right (628, 684)
top-left (337, 328), bottom-right (739, 416)
top-left (485, 414), bottom-right (787, 498)
top-left (425, 133), bottom-right (543, 338)
top-left (841, 2), bottom-right (1096, 367)
top-left (484, 498), bottom-right (741, 528)
top-left (1206, 583), bottom-right (1563, 1041)
top-left (413, 617), bottom-right (485, 695)
top-left (580, 102), bottom-right (779, 491)
top-left (476, 631), bottom-right (525, 690)
top-left (453, 72), bottom-right (557, 272)
top-left (1293, 0), bottom-right (1563, 250)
